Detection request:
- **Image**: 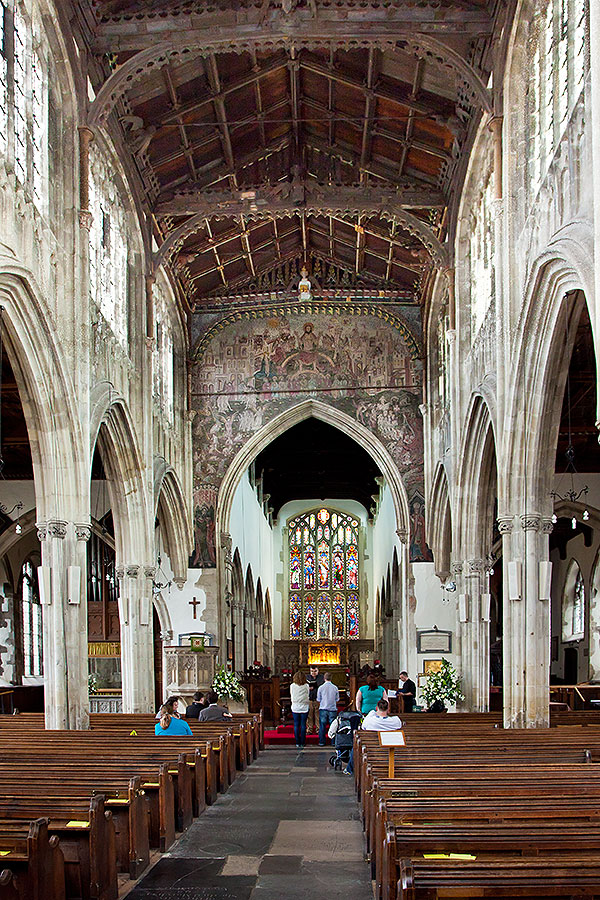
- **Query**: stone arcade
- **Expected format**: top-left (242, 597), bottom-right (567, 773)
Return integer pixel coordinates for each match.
top-left (0, 0), bottom-right (596, 736)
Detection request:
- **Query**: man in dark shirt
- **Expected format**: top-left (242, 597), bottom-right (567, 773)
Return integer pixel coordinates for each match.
top-left (399, 671), bottom-right (417, 711)
top-left (185, 691), bottom-right (208, 718)
top-left (306, 665), bottom-right (325, 734)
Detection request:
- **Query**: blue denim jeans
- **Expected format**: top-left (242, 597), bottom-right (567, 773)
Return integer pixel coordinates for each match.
top-left (319, 708), bottom-right (337, 744)
top-left (292, 711), bottom-right (308, 746)
top-left (345, 745), bottom-right (354, 773)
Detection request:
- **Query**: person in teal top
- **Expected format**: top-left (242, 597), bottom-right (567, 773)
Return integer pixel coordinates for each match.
top-left (155, 709), bottom-right (193, 736)
top-left (355, 675), bottom-right (388, 715)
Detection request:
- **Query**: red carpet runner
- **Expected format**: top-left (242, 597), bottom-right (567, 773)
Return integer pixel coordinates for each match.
top-left (264, 724), bottom-right (328, 746)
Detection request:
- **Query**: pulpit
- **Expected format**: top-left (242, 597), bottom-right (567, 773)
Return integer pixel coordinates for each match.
top-left (240, 677), bottom-right (280, 724)
top-left (164, 645), bottom-right (219, 702)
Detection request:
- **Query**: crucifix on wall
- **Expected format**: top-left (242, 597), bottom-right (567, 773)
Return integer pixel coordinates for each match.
top-left (189, 596), bottom-right (201, 619)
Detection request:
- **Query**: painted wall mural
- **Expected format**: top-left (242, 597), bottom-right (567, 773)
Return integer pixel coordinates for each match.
top-left (190, 303), bottom-right (432, 566)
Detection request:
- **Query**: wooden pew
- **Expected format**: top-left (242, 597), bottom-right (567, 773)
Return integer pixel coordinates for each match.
top-left (0, 818), bottom-right (65, 900)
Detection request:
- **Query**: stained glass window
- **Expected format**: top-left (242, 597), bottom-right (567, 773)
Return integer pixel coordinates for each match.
top-left (288, 508), bottom-right (360, 639)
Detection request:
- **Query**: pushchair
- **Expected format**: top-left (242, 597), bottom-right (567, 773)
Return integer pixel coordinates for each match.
top-left (329, 710), bottom-right (361, 770)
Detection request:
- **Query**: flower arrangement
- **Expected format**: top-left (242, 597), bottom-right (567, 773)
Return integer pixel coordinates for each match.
top-left (421, 658), bottom-right (464, 710)
top-left (88, 673), bottom-right (99, 695)
top-left (212, 665), bottom-right (245, 702)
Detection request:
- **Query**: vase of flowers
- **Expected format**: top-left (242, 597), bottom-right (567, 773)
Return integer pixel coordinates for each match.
top-left (212, 665), bottom-right (247, 713)
top-left (421, 658), bottom-right (464, 712)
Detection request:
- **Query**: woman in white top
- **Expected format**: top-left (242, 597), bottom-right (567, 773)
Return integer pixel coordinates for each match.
top-left (290, 671), bottom-right (310, 748)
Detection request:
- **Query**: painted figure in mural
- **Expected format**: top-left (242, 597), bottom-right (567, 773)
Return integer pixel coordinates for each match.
top-left (347, 547), bottom-right (358, 589)
top-left (305, 606), bottom-right (316, 637)
top-left (290, 603), bottom-right (302, 638)
top-left (348, 607), bottom-right (359, 638)
top-left (304, 551), bottom-right (316, 589)
top-left (191, 503), bottom-right (217, 568)
top-left (409, 500), bottom-right (433, 562)
top-left (333, 605), bottom-right (344, 637)
top-left (333, 548), bottom-right (344, 588)
top-left (298, 266), bottom-right (312, 300)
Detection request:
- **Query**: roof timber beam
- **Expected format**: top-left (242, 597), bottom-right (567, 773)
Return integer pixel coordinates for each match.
top-left (157, 54), bottom-right (288, 127)
top-left (301, 95), bottom-right (453, 164)
top-left (308, 220), bottom-right (423, 275)
top-left (300, 54), bottom-right (453, 122)
top-left (153, 185), bottom-right (448, 271)
top-left (155, 134), bottom-right (292, 196)
top-left (92, 7), bottom-right (494, 54)
top-left (205, 54), bottom-right (237, 190)
top-left (89, 30), bottom-right (493, 128)
top-left (155, 183), bottom-right (445, 217)
top-left (305, 130), bottom-right (442, 188)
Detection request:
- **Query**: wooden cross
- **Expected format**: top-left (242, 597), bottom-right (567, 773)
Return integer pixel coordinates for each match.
top-left (189, 596), bottom-right (201, 619)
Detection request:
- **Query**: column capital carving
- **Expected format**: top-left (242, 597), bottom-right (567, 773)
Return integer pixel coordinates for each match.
top-left (520, 513), bottom-right (541, 532)
top-left (396, 528), bottom-right (409, 544)
top-left (116, 566), bottom-right (125, 580)
top-left (126, 565), bottom-right (141, 578)
top-left (75, 524), bottom-right (92, 542)
top-left (540, 517), bottom-right (554, 534)
top-left (38, 520), bottom-right (68, 539)
top-left (497, 515), bottom-right (514, 534)
top-left (144, 566), bottom-right (156, 580)
top-left (465, 558), bottom-right (485, 575)
top-left (451, 561), bottom-right (463, 576)
top-left (173, 577), bottom-right (186, 590)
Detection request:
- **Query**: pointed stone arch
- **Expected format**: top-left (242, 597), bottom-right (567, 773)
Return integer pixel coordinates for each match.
top-left (456, 393), bottom-right (498, 561)
top-left (217, 399), bottom-right (410, 541)
top-left (428, 463), bottom-right (453, 582)
top-left (154, 458), bottom-right (193, 585)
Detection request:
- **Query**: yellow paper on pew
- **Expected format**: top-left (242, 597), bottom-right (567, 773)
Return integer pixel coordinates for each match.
top-left (66, 821), bottom-right (90, 828)
top-left (0, 850), bottom-right (10, 856)
top-left (106, 799), bottom-right (128, 804)
top-left (449, 854), bottom-right (476, 860)
top-left (130, 730), bottom-right (137, 736)
top-left (424, 854), bottom-right (449, 859)
top-left (142, 783), bottom-right (159, 788)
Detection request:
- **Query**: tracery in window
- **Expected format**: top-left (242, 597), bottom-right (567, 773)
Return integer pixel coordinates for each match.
top-left (288, 508), bottom-right (360, 639)
top-left (562, 559), bottom-right (585, 641)
top-left (20, 560), bottom-right (42, 677)
top-left (0, 4), bottom-right (8, 159)
top-left (153, 277), bottom-right (175, 422)
top-left (89, 144), bottom-right (128, 344)
top-left (469, 160), bottom-right (495, 335)
top-left (526, 0), bottom-right (588, 199)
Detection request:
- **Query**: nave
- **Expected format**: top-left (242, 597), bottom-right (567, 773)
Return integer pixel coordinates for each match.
top-left (127, 747), bottom-right (371, 900)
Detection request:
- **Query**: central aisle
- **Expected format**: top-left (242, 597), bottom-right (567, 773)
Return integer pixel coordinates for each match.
top-left (127, 747), bottom-right (373, 899)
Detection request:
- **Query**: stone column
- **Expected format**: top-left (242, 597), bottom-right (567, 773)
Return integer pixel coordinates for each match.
top-left (37, 520), bottom-right (90, 729)
top-left (462, 558), bottom-right (489, 711)
top-left (590, 1), bottom-right (600, 406)
top-left (118, 564), bottom-right (155, 713)
top-left (396, 529), bottom-right (415, 677)
top-left (232, 602), bottom-right (244, 674)
top-left (500, 513), bottom-right (553, 728)
top-left (246, 610), bottom-right (256, 666)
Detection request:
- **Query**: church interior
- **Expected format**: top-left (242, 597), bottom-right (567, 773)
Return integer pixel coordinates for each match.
top-left (1, 0), bottom-right (600, 897)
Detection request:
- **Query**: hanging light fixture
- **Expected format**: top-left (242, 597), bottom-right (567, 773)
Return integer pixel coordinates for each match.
top-left (550, 304), bottom-right (590, 528)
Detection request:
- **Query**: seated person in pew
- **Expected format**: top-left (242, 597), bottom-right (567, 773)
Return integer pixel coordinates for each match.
top-left (155, 696), bottom-right (183, 719)
top-left (185, 692), bottom-right (208, 718)
top-left (198, 691), bottom-right (233, 722)
top-left (155, 706), bottom-right (193, 736)
top-left (362, 699), bottom-right (403, 732)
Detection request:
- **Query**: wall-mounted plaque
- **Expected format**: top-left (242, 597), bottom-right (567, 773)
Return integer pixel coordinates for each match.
top-left (417, 629), bottom-right (452, 654)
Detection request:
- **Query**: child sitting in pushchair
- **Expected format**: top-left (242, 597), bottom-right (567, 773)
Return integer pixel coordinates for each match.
top-left (328, 707), bottom-right (362, 775)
